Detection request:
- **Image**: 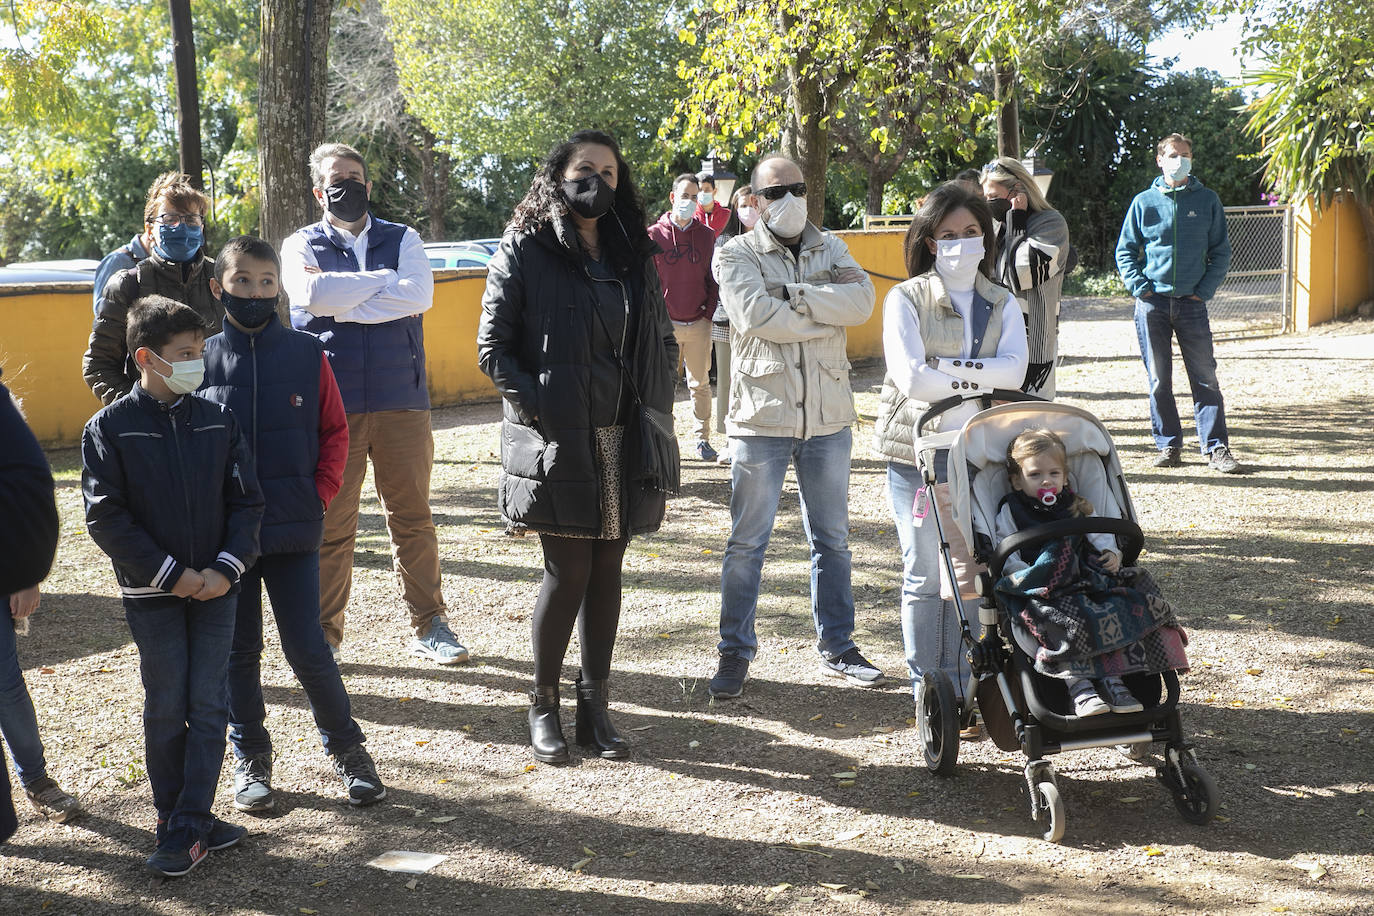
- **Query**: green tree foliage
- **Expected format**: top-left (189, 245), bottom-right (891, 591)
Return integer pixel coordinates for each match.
top-left (1240, 0), bottom-right (1374, 282)
top-left (0, 0), bottom-right (111, 123)
top-left (381, 0), bottom-right (690, 187)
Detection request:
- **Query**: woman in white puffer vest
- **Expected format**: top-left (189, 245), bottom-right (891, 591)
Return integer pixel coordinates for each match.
top-left (872, 183), bottom-right (1028, 720)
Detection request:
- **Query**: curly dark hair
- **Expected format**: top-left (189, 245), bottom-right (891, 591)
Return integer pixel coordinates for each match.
top-left (508, 130), bottom-right (650, 267)
top-left (902, 182), bottom-right (996, 279)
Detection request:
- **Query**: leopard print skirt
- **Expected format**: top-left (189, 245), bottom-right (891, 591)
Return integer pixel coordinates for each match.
top-left (561, 425), bottom-right (625, 540)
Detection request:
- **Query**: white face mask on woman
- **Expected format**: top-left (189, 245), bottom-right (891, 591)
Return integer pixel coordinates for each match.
top-left (933, 237), bottom-right (984, 288)
top-left (762, 193), bottom-right (807, 238)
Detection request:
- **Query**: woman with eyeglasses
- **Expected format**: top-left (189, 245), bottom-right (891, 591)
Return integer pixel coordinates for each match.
top-left (980, 157), bottom-right (1071, 399)
top-left (478, 130), bottom-right (679, 765)
top-left (83, 172), bottom-right (223, 404)
top-left (873, 182), bottom-right (1027, 733)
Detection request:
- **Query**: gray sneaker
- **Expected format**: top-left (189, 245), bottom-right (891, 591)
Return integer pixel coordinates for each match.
top-left (332, 744), bottom-right (386, 806)
top-left (1153, 446), bottom-right (1182, 468)
top-left (24, 777), bottom-right (82, 824)
top-left (232, 753), bottom-right (275, 812)
top-left (1208, 445), bottom-right (1241, 474)
top-left (1103, 677), bottom-right (1145, 713)
top-left (819, 647), bottom-right (886, 686)
top-left (708, 654), bottom-right (749, 698)
top-left (411, 617), bottom-right (470, 665)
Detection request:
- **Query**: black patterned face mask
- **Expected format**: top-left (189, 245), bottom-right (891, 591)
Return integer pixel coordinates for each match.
top-left (324, 179), bottom-right (370, 222)
top-left (561, 173), bottom-right (616, 220)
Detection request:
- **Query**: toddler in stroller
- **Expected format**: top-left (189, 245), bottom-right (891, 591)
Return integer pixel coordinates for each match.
top-left (913, 396), bottom-right (1217, 841)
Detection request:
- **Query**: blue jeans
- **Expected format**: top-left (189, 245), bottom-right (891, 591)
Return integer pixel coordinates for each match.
top-left (124, 593), bottom-right (236, 837)
top-left (1134, 295), bottom-right (1229, 453)
top-left (887, 462), bottom-right (971, 700)
top-left (718, 428), bottom-right (857, 661)
top-left (229, 552), bottom-right (363, 759)
top-left (0, 608), bottom-right (48, 786)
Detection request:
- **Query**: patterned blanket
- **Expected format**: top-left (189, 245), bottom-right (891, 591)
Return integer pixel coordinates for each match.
top-left (995, 537), bottom-right (1190, 679)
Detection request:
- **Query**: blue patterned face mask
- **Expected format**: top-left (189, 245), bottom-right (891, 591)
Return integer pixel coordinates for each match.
top-left (155, 222), bottom-right (204, 262)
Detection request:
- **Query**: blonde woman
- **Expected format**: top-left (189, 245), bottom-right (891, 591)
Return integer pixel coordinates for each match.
top-left (980, 157), bottom-right (1070, 399)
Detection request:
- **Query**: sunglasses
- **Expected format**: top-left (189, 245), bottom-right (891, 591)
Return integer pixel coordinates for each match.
top-left (757, 182), bottom-right (807, 201)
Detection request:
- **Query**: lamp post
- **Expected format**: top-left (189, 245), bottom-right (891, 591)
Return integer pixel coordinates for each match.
top-left (1021, 150), bottom-right (1054, 197)
top-left (698, 153), bottom-right (737, 206)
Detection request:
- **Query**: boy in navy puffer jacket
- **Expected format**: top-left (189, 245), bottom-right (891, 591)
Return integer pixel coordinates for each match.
top-left (200, 236), bottom-right (386, 814)
top-left (82, 297), bottom-right (264, 877)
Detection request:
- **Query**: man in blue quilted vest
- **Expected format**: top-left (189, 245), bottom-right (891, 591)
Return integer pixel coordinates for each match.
top-left (282, 142), bottom-right (469, 665)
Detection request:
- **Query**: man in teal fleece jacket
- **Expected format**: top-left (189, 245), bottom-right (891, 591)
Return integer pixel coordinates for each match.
top-left (1116, 133), bottom-right (1240, 474)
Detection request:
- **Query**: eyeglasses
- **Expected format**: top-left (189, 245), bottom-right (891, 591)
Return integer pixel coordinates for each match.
top-left (756, 182), bottom-right (807, 201)
top-left (153, 212), bottom-right (205, 228)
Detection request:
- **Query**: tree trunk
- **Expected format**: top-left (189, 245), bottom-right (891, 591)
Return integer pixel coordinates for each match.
top-left (782, 76), bottom-right (829, 227)
top-left (994, 61), bottom-right (1019, 159)
top-left (260, 0), bottom-right (333, 323)
top-left (168, 0), bottom-right (203, 189)
top-left (417, 126), bottom-right (450, 242)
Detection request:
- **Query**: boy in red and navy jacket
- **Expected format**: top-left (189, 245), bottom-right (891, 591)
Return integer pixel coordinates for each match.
top-left (82, 296), bottom-right (264, 877)
top-left (200, 236), bottom-right (386, 815)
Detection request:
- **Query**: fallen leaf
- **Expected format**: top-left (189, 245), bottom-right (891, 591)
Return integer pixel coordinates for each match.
top-left (1119, 796), bottom-right (1142, 803)
top-left (834, 829), bottom-right (865, 842)
top-left (39, 667), bottom-right (55, 674)
top-left (310, 880), bottom-right (327, 887)
top-left (1143, 846), bottom-right (1165, 857)
top-left (1226, 614), bottom-right (1245, 621)
top-left (818, 882), bottom-right (846, 890)
top-left (865, 879), bottom-right (880, 890)
top-left (907, 791), bottom-right (921, 798)
top-left (1360, 668), bottom-right (1374, 675)
top-left (622, 850), bottom-right (638, 857)
top-left (582, 846), bottom-right (597, 856)
top-left (831, 893), bottom-right (865, 903)
top-left (1292, 861), bottom-right (1328, 880)
top-left (893, 863), bottom-right (906, 873)
top-left (570, 856), bottom-right (593, 872)
top-left (808, 713), bottom-right (823, 722)
top-left (430, 816), bottom-right (457, 824)
top-left (397, 697), bottom-right (412, 703)
top-left (299, 910), bottom-right (319, 915)
top-left (833, 722), bottom-right (847, 728)
top-left (953, 873), bottom-right (986, 879)
top-left (764, 883), bottom-right (791, 902)
top-left (1245, 668), bottom-right (1263, 676)
top-left (405, 879), bottom-right (418, 890)
top-left (656, 633), bottom-right (672, 639)
top-left (688, 740), bottom-right (700, 749)
top-left (415, 740), bottom-right (430, 746)
top-left (523, 764), bottom-right (537, 773)
top-left (831, 771), bottom-right (858, 779)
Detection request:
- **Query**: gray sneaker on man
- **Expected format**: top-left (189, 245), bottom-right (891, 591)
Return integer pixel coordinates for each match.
top-left (1208, 444), bottom-right (1241, 474)
top-left (708, 654), bottom-right (749, 698)
top-left (232, 753), bottom-right (275, 812)
top-left (819, 647), bottom-right (886, 686)
top-left (411, 617), bottom-right (470, 665)
top-left (332, 744), bottom-right (386, 806)
top-left (24, 776), bottom-right (82, 824)
top-left (1153, 446), bottom-right (1182, 468)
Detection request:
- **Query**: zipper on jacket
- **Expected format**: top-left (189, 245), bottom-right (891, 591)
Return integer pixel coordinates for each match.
top-left (584, 266), bottom-right (631, 427)
top-left (167, 404), bottom-right (196, 565)
top-left (250, 334), bottom-right (259, 450)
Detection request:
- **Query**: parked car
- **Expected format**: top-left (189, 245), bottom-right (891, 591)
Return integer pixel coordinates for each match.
top-left (424, 241), bottom-right (497, 270)
top-left (0, 259), bottom-right (99, 284)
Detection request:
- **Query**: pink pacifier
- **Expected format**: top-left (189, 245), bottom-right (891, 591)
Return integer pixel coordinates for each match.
top-left (1037, 487), bottom-right (1058, 507)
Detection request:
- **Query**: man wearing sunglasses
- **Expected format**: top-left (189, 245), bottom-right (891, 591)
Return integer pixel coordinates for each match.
top-left (708, 154), bottom-right (882, 700)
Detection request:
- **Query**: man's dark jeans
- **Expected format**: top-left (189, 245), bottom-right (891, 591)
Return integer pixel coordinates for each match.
top-left (1134, 294), bottom-right (1230, 453)
top-left (228, 551), bottom-right (363, 759)
top-left (124, 593), bottom-right (236, 838)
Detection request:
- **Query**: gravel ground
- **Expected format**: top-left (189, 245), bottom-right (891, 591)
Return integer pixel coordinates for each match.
top-left (2, 297), bottom-right (1371, 915)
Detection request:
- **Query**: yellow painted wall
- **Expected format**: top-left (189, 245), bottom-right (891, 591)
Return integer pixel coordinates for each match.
top-left (1291, 196), bottom-right (1372, 330)
top-left (834, 228), bottom-right (907, 360)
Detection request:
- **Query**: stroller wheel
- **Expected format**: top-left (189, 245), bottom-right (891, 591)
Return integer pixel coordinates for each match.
top-left (919, 671), bottom-right (959, 777)
top-left (1034, 780), bottom-right (1066, 843)
top-left (1169, 761), bottom-right (1219, 825)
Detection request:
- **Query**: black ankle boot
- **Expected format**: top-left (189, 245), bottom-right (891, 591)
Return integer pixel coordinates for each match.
top-left (574, 676), bottom-right (629, 759)
top-left (528, 686), bottom-right (569, 764)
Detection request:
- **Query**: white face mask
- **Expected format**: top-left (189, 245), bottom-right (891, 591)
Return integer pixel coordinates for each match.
top-left (1161, 155), bottom-right (1192, 183)
top-left (736, 205), bottom-right (759, 229)
top-left (672, 197), bottom-right (695, 222)
top-left (151, 352), bottom-right (205, 395)
top-left (933, 237), bottom-right (984, 287)
top-left (697, 190), bottom-right (714, 207)
top-left (762, 192), bottom-right (807, 238)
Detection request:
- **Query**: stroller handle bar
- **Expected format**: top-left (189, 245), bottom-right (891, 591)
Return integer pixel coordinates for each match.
top-left (917, 389), bottom-right (1049, 439)
top-left (989, 516), bottom-right (1145, 580)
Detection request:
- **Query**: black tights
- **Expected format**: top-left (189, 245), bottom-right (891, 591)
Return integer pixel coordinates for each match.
top-left (532, 533), bottom-right (628, 686)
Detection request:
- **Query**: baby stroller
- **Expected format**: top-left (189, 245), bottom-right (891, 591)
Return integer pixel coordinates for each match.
top-left (912, 391), bottom-right (1218, 842)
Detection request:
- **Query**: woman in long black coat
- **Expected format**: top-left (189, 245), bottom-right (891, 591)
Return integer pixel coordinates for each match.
top-left (478, 130), bottom-right (678, 765)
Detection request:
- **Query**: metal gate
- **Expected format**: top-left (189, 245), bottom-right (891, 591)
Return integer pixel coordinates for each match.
top-left (1210, 205), bottom-right (1292, 338)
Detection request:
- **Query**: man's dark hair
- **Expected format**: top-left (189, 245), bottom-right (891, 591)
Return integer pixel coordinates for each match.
top-left (673, 173), bottom-right (700, 193)
top-left (215, 235), bottom-right (281, 282)
top-left (697, 173), bottom-right (716, 190)
top-left (903, 182), bottom-right (996, 279)
top-left (309, 142), bottom-right (368, 188)
top-left (126, 296), bottom-right (206, 356)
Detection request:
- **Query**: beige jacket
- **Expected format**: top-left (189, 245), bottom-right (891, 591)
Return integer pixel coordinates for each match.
top-left (716, 222), bottom-right (875, 439)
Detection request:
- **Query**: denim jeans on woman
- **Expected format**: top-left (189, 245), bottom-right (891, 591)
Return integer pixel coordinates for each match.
top-left (0, 606), bottom-right (49, 787)
top-left (1134, 295), bottom-right (1230, 453)
top-left (718, 428), bottom-right (857, 661)
top-left (124, 593), bottom-right (236, 838)
top-left (228, 551), bottom-right (364, 760)
top-left (887, 461), bottom-right (980, 701)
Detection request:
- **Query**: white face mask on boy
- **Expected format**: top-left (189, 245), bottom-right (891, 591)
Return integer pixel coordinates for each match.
top-left (151, 352), bottom-right (205, 395)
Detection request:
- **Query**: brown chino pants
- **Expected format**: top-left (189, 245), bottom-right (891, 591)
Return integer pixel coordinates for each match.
top-left (319, 409), bottom-right (446, 646)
